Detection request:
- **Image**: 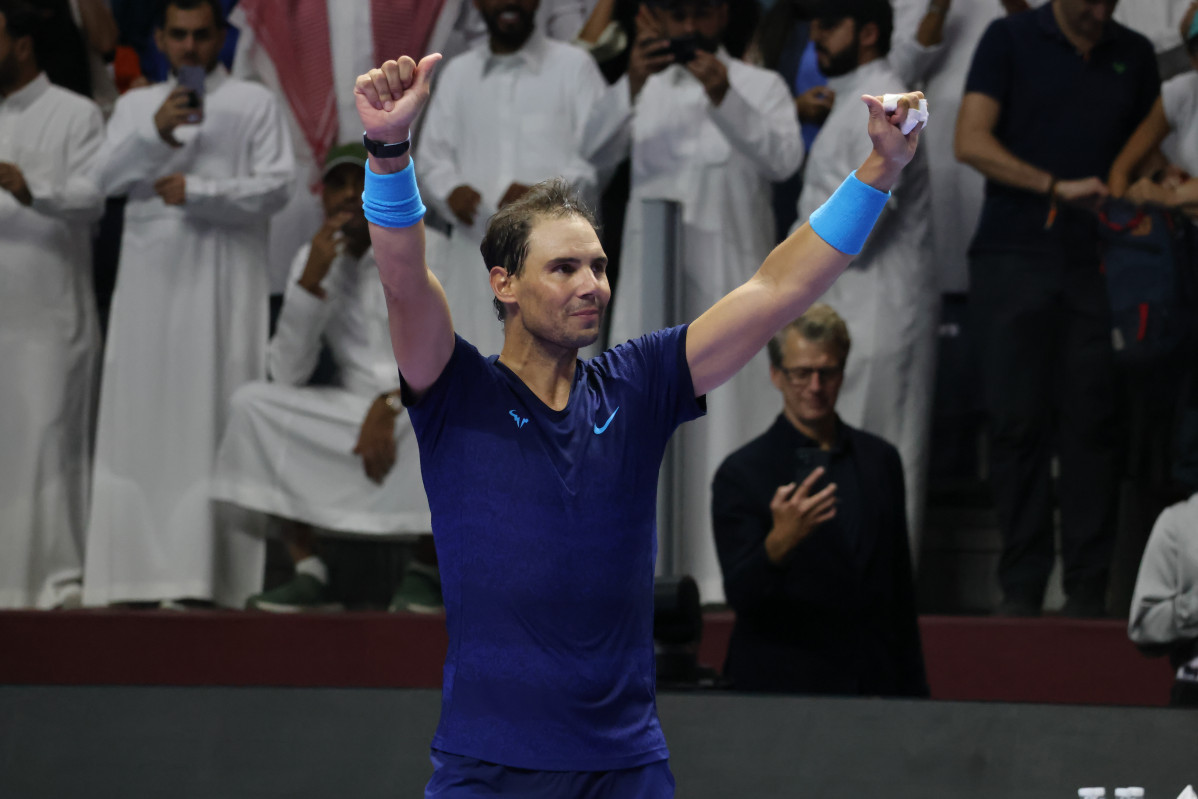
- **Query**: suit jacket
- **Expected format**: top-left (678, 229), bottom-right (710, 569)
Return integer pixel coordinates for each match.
top-left (711, 414), bottom-right (929, 696)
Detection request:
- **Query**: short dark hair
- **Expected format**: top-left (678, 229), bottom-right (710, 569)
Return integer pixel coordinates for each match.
top-left (0, 0), bottom-right (92, 98)
top-left (479, 178), bottom-right (599, 322)
top-left (158, 0), bottom-right (226, 29)
top-left (0, 0), bottom-right (43, 40)
top-left (814, 0), bottom-right (893, 57)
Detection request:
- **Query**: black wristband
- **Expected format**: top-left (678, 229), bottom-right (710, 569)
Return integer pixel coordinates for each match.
top-left (362, 132), bottom-right (411, 159)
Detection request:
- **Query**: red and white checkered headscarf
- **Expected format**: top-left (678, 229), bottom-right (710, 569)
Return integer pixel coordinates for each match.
top-left (238, 0), bottom-right (444, 170)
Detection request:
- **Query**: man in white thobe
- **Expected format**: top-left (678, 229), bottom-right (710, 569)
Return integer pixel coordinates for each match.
top-left (83, 0), bottom-right (294, 607)
top-left (0, 1), bottom-right (105, 608)
top-left (230, 0), bottom-right (445, 295)
top-left (428, 0), bottom-right (592, 64)
top-left (212, 143), bottom-right (431, 611)
top-left (589, 0), bottom-right (803, 601)
top-left (796, 0), bottom-right (935, 552)
top-left (229, 0), bottom-right (373, 295)
top-left (417, 0), bottom-right (618, 358)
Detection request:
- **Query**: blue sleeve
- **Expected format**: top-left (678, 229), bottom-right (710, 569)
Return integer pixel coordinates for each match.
top-left (400, 335), bottom-right (488, 456)
top-left (964, 19), bottom-right (1012, 104)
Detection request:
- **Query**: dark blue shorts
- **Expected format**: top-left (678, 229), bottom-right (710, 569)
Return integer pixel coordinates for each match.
top-left (424, 749), bottom-right (675, 798)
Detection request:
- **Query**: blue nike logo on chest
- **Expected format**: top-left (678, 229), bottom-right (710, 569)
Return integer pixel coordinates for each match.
top-left (593, 407), bottom-right (620, 435)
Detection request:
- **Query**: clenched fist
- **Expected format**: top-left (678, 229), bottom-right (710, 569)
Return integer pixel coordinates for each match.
top-left (354, 54), bottom-right (442, 153)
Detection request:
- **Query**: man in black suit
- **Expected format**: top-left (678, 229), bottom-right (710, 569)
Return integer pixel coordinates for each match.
top-left (711, 303), bottom-right (928, 696)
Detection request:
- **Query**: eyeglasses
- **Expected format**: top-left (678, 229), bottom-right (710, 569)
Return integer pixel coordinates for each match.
top-left (777, 365), bottom-right (843, 384)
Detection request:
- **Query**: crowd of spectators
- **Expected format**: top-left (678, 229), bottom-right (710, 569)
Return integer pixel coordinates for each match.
top-left (2, 0), bottom-right (1197, 701)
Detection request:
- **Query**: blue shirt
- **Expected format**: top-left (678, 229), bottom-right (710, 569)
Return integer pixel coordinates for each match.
top-left (964, 4), bottom-right (1159, 256)
top-left (403, 326), bottom-right (705, 771)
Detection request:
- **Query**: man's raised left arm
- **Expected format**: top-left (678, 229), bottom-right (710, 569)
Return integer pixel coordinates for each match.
top-left (685, 92), bottom-right (925, 397)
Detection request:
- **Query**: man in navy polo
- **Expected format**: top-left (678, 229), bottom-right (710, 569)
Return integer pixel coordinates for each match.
top-left (955, 0), bottom-right (1159, 617)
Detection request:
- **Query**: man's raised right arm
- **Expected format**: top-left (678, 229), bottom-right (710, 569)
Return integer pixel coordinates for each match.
top-left (355, 55), bottom-right (455, 399)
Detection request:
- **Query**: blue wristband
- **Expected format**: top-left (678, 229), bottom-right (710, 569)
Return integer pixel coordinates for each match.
top-left (363, 157), bottom-right (426, 229)
top-left (808, 170), bottom-right (890, 255)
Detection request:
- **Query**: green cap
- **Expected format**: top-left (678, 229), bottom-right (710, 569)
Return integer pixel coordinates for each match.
top-left (323, 142), bottom-right (368, 178)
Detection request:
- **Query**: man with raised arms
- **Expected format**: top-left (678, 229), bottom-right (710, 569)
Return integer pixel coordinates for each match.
top-left (354, 51), bottom-right (924, 797)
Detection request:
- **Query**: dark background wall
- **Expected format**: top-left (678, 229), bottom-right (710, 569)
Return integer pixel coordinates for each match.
top-left (2, 686), bottom-right (1194, 799)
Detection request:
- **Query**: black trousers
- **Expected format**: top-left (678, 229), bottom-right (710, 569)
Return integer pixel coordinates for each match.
top-left (970, 248), bottom-right (1121, 601)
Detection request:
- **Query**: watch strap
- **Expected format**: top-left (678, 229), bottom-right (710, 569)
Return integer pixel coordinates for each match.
top-left (362, 132), bottom-right (411, 159)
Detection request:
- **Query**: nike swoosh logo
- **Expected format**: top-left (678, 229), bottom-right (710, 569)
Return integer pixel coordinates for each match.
top-left (593, 407), bottom-right (620, 435)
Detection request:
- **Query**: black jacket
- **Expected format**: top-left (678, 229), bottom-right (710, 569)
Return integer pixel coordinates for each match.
top-left (711, 415), bottom-right (929, 697)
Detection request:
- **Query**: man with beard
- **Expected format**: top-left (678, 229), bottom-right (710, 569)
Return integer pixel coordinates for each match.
top-left (955, 0), bottom-right (1159, 617)
top-left (794, 0), bottom-right (936, 557)
top-left (353, 41), bottom-right (923, 795)
top-left (0, 0), bottom-right (105, 608)
top-left (587, 0), bottom-right (804, 605)
top-left (417, 0), bottom-right (620, 360)
top-left (211, 143), bottom-right (432, 612)
top-left (83, 0), bottom-right (295, 608)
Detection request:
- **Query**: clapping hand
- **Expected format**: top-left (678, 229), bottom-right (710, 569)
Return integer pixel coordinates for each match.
top-left (764, 467), bottom-right (838, 564)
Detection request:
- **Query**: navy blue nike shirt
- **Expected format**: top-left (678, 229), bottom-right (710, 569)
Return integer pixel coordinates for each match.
top-left (402, 325), bottom-right (705, 771)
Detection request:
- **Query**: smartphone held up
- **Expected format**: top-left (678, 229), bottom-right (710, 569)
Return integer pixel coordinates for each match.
top-left (176, 64), bottom-right (206, 124)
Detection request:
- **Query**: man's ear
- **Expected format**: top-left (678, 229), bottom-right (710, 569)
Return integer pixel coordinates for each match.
top-left (858, 21), bottom-right (879, 54)
top-left (13, 33), bottom-right (33, 65)
top-left (490, 265), bottom-right (515, 307)
top-left (769, 364), bottom-right (786, 393)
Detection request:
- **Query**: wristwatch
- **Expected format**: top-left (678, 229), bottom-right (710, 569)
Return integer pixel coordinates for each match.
top-left (362, 132), bottom-right (411, 159)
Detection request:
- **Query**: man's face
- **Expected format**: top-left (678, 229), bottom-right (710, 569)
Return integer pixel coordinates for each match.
top-left (504, 215), bottom-right (610, 349)
top-left (1055, 0), bottom-right (1117, 42)
top-left (811, 16), bottom-right (861, 77)
top-left (654, 2), bottom-right (728, 52)
top-left (770, 331), bottom-right (844, 429)
top-left (155, 4), bottom-right (225, 73)
top-left (321, 163), bottom-right (367, 240)
top-left (656, 1), bottom-right (728, 52)
top-left (475, 0), bottom-right (539, 51)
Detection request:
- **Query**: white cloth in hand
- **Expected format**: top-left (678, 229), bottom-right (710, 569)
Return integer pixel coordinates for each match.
top-left (881, 94), bottom-right (929, 135)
